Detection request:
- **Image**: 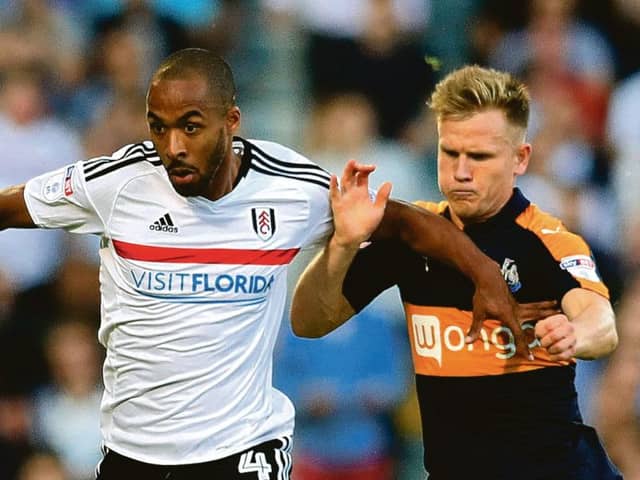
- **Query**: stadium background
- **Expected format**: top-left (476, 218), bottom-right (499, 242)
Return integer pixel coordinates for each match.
top-left (0, 0), bottom-right (638, 478)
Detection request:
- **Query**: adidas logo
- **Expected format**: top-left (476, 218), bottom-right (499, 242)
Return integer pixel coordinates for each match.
top-left (149, 213), bottom-right (179, 233)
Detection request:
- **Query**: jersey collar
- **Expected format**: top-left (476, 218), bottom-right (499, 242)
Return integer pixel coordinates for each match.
top-left (232, 136), bottom-right (252, 187)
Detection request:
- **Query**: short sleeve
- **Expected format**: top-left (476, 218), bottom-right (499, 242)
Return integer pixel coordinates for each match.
top-left (299, 182), bottom-right (334, 250)
top-left (343, 239), bottom-right (405, 312)
top-left (24, 162), bottom-right (104, 235)
top-left (553, 235), bottom-right (609, 299)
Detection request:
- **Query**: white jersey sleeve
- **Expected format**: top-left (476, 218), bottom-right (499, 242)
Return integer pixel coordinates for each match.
top-left (298, 173), bottom-right (334, 251)
top-left (24, 142), bottom-right (162, 236)
top-left (24, 162), bottom-right (104, 234)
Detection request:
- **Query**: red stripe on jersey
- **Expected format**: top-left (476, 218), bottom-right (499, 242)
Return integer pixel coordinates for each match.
top-left (112, 239), bottom-right (299, 265)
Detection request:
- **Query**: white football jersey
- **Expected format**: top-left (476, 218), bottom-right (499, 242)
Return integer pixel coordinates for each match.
top-left (24, 138), bottom-right (334, 465)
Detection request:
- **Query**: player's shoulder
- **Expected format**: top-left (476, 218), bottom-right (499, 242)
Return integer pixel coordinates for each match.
top-left (245, 138), bottom-right (326, 170)
top-left (80, 141), bottom-right (163, 185)
top-left (517, 202), bottom-right (570, 236)
top-left (245, 138), bottom-right (310, 163)
top-left (111, 140), bottom-right (157, 160)
top-left (519, 203), bottom-right (608, 295)
top-left (241, 137), bottom-right (331, 191)
top-left (414, 200), bottom-right (448, 215)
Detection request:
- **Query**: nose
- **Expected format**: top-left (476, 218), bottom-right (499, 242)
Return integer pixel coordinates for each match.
top-left (167, 130), bottom-right (187, 159)
top-left (453, 156), bottom-right (472, 181)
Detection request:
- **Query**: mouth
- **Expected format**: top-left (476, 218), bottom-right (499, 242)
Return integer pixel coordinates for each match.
top-left (449, 189), bottom-right (476, 199)
top-left (168, 167), bottom-right (198, 186)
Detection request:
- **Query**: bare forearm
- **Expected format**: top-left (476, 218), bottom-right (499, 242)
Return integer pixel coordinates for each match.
top-left (374, 200), bottom-right (501, 285)
top-left (0, 184), bottom-right (35, 229)
top-left (573, 313), bottom-right (617, 359)
top-left (291, 199), bottom-right (502, 338)
top-left (290, 235), bottom-right (357, 337)
top-left (566, 294), bottom-right (618, 359)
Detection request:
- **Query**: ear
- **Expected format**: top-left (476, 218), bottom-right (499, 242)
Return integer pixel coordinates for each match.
top-left (226, 106), bottom-right (241, 133)
top-left (514, 142), bottom-right (531, 176)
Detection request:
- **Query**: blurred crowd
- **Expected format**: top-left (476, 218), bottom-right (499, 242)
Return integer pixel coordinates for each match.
top-left (0, 0), bottom-right (639, 479)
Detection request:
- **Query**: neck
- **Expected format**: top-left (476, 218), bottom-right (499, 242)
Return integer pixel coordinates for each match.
top-left (205, 150), bottom-right (241, 201)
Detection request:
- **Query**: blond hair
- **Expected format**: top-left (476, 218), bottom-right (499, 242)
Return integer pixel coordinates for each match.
top-left (429, 65), bottom-right (530, 130)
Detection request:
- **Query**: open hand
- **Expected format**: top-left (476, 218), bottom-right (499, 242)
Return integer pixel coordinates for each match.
top-left (330, 159), bottom-right (392, 249)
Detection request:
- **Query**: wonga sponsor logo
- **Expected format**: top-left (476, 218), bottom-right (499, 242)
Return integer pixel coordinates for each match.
top-left (412, 315), bottom-right (442, 366)
top-left (412, 314), bottom-right (530, 363)
top-left (406, 305), bottom-right (551, 376)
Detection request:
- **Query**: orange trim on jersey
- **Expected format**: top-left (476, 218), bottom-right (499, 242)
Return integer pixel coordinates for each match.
top-left (416, 200), bottom-right (609, 299)
top-left (405, 303), bottom-right (571, 377)
top-left (515, 204), bottom-right (609, 299)
top-left (113, 240), bottom-right (300, 265)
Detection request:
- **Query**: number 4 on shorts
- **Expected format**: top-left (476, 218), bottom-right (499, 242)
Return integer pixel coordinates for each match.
top-left (238, 450), bottom-right (273, 480)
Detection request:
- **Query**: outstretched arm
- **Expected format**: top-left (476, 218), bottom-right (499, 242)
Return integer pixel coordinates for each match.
top-left (0, 185), bottom-right (36, 230)
top-left (291, 161), bottom-right (389, 337)
top-left (291, 160), bottom-right (532, 356)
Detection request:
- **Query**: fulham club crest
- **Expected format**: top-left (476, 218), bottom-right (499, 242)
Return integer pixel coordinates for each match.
top-left (251, 207), bottom-right (276, 241)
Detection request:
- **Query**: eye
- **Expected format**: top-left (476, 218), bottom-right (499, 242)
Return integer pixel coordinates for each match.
top-left (185, 123), bottom-right (200, 134)
top-left (149, 123), bottom-right (165, 135)
top-left (468, 152), bottom-right (492, 161)
top-left (441, 147), bottom-right (458, 158)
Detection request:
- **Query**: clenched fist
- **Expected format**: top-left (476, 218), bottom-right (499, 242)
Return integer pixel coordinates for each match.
top-left (534, 314), bottom-right (576, 361)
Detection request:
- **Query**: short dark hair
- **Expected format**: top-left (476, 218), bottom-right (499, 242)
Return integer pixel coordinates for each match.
top-left (152, 48), bottom-right (237, 109)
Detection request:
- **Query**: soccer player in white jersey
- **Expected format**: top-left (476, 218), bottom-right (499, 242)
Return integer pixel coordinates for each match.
top-left (0, 49), bottom-right (538, 479)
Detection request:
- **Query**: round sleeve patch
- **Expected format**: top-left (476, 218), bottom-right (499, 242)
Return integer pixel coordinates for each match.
top-left (42, 172), bottom-right (65, 201)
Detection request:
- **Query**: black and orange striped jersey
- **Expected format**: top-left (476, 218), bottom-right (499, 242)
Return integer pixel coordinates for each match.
top-left (343, 189), bottom-right (621, 479)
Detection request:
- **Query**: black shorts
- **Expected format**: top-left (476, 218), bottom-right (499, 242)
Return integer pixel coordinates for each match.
top-left (95, 436), bottom-right (292, 480)
top-left (426, 425), bottom-right (623, 480)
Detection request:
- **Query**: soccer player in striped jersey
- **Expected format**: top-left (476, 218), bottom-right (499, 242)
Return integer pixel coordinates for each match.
top-left (292, 65), bottom-right (622, 479)
top-left (0, 49), bottom-right (533, 479)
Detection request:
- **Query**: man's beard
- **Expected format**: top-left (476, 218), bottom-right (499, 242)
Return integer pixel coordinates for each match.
top-left (171, 131), bottom-right (228, 197)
